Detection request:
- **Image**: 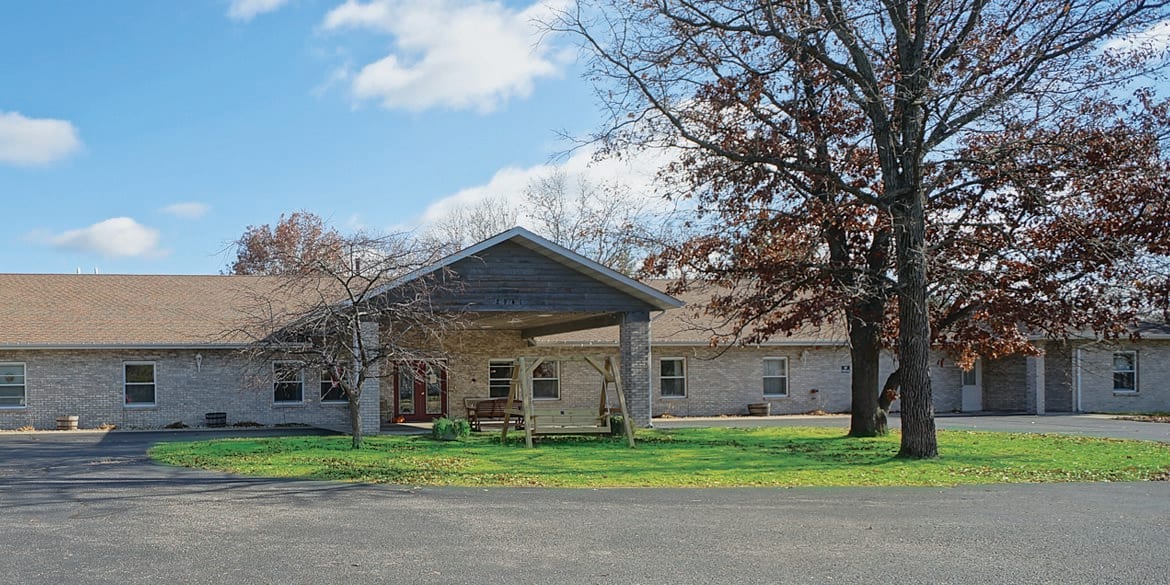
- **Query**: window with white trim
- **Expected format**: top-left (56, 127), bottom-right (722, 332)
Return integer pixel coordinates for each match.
top-left (488, 360), bottom-right (514, 399)
top-left (762, 357), bottom-right (789, 397)
top-left (1113, 351), bottom-right (1137, 392)
top-left (0, 363), bottom-right (26, 408)
top-left (532, 360), bottom-right (559, 400)
top-left (320, 366), bottom-right (346, 403)
top-left (660, 358), bottom-right (686, 398)
top-left (124, 362), bottom-right (156, 406)
top-left (273, 361), bottom-right (304, 403)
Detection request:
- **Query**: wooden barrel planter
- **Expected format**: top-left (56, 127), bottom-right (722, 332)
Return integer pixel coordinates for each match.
top-left (56, 415), bottom-right (79, 430)
top-left (747, 402), bottom-right (771, 417)
top-left (205, 412), bottom-right (227, 428)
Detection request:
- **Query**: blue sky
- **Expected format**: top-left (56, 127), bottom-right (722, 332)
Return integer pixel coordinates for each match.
top-left (0, 0), bottom-right (650, 275)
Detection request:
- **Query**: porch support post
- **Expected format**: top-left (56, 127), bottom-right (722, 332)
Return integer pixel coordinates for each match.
top-left (1026, 351), bottom-right (1046, 415)
top-left (359, 320), bottom-right (381, 435)
top-left (619, 310), bottom-right (652, 427)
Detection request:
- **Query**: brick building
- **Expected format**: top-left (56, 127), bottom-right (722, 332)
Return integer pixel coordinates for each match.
top-left (2, 228), bottom-right (1167, 431)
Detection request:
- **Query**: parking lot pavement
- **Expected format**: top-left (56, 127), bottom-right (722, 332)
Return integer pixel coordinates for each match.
top-left (1, 425), bottom-right (1168, 584)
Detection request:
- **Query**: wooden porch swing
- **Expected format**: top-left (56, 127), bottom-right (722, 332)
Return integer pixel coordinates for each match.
top-left (500, 355), bottom-right (636, 448)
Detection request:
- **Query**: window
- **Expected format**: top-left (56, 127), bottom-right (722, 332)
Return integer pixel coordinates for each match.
top-left (961, 368), bottom-right (978, 386)
top-left (273, 361), bottom-right (304, 403)
top-left (124, 362), bottom-right (156, 406)
top-left (532, 360), bottom-right (559, 400)
top-left (397, 367), bottom-right (414, 415)
top-left (488, 360), bottom-right (515, 398)
top-left (660, 358), bottom-right (686, 398)
top-left (762, 357), bottom-right (788, 397)
top-left (1113, 351), bottom-right (1137, 393)
top-left (320, 366), bottom-right (346, 403)
top-left (0, 363), bottom-right (26, 408)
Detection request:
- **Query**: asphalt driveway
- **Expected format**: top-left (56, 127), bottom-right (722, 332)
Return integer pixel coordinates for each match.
top-left (1, 423), bottom-right (1168, 584)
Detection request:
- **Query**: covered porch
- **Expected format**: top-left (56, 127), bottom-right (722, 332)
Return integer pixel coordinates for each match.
top-left (373, 227), bottom-right (682, 432)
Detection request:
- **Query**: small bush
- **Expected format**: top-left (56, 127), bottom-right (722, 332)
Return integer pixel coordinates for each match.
top-left (232, 421), bottom-right (264, 428)
top-left (96, 423), bottom-right (118, 431)
top-left (432, 417), bottom-right (471, 441)
top-left (164, 421), bottom-right (189, 429)
top-left (16, 425), bottom-right (35, 432)
top-left (609, 414), bottom-right (626, 437)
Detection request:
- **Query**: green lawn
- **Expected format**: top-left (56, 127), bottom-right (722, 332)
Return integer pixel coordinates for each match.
top-left (148, 427), bottom-right (1170, 488)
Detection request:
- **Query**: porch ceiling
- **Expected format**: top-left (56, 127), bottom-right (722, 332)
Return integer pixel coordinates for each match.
top-left (463, 310), bottom-right (623, 338)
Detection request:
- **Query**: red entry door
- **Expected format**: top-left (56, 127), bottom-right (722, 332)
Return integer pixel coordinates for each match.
top-left (394, 362), bottom-right (447, 422)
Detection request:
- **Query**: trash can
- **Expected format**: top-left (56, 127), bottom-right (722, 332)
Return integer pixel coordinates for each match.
top-left (205, 412), bottom-right (227, 428)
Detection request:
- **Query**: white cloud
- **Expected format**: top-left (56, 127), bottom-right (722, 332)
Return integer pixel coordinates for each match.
top-left (322, 0), bottom-right (568, 112)
top-left (49, 217), bottom-right (164, 258)
top-left (1104, 19), bottom-right (1170, 53)
top-left (160, 202), bottom-right (210, 220)
top-left (0, 111), bottom-right (82, 166)
top-left (227, 0), bottom-right (290, 22)
top-left (417, 146), bottom-right (674, 226)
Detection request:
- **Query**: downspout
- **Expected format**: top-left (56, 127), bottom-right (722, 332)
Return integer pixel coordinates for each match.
top-left (647, 315), bottom-right (654, 428)
top-left (1074, 347), bottom-right (1083, 413)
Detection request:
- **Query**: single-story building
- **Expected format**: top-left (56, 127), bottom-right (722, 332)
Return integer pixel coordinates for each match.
top-left (1, 227), bottom-right (1166, 431)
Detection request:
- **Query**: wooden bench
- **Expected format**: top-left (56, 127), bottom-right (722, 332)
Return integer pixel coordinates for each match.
top-left (466, 398), bottom-right (523, 431)
top-left (527, 407), bottom-right (611, 435)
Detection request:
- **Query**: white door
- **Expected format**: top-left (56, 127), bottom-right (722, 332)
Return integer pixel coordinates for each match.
top-left (961, 359), bottom-right (983, 412)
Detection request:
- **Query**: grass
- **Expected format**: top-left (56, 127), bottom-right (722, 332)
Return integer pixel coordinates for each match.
top-left (148, 427), bottom-right (1170, 488)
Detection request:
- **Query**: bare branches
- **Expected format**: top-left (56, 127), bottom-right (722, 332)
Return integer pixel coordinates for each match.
top-left (231, 228), bottom-right (465, 448)
top-left (564, 0), bottom-right (1170, 455)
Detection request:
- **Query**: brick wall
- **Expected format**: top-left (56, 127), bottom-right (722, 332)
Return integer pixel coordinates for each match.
top-left (0, 349), bottom-right (354, 431)
top-left (435, 338), bottom-right (967, 420)
top-left (2, 336), bottom-right (1069, 430)
top-left (983, 355), bottom-right (1028, 411)
top-left (1077, 340), bottom-right (1170, 413)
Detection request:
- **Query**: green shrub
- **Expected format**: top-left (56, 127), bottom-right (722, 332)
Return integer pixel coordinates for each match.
top-left (432, 417), bottom-right (471, 441)
top-left (609, 414), bottom-right (626, 437)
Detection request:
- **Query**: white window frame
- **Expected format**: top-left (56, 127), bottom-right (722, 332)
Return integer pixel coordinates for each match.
top-left (531, 360), bottom-right (560, 400)
top-left (0, 362), bottom-right (26, 409)
top-left (762, 357), bottom-right (789, 397)
top-left (123, 361), bottom-right (157, 407)
top-left (659, 357), bottom-right (687, 398)
top-left (1112, 351), bottom-right (1138, 393)
top-left (320, 366), bottom-right (347, 403)
top-left (273, 361), bottom-right (305, 404)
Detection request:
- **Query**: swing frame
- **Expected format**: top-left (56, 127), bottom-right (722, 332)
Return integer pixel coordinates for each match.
top-left (499, 355), bottom-right (636, 448)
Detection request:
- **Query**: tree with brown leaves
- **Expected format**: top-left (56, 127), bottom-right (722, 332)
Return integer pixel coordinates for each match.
top-left (561, 0), bottom-right (1170, 457)
top-left (227, 211), bottom-right (346, 276)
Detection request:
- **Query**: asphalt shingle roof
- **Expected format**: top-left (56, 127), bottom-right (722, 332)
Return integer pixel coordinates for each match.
top-left (0, 274), bottom-right (293, 347)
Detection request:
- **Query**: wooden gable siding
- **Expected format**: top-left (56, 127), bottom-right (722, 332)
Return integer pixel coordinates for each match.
top-left (429, 241), bottom-right (657, 313)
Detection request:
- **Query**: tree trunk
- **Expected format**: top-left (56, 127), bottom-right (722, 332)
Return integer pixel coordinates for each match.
top-left (348, 391), bottom-right (363, 449)
top-left (847, 316), bottom-right (882, 437)
top-left (893, 194), bottom-right (938, 458)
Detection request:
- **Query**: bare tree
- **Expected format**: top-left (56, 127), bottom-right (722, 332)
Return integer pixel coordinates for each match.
top-left (523, 168), bottom-right (658, 274)
top-left (230, 231), bottom-right (462, 449)
top-left (426, 168), bottom-right (683, 275)
top-left (427, 195), bottom-right (519, 252)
